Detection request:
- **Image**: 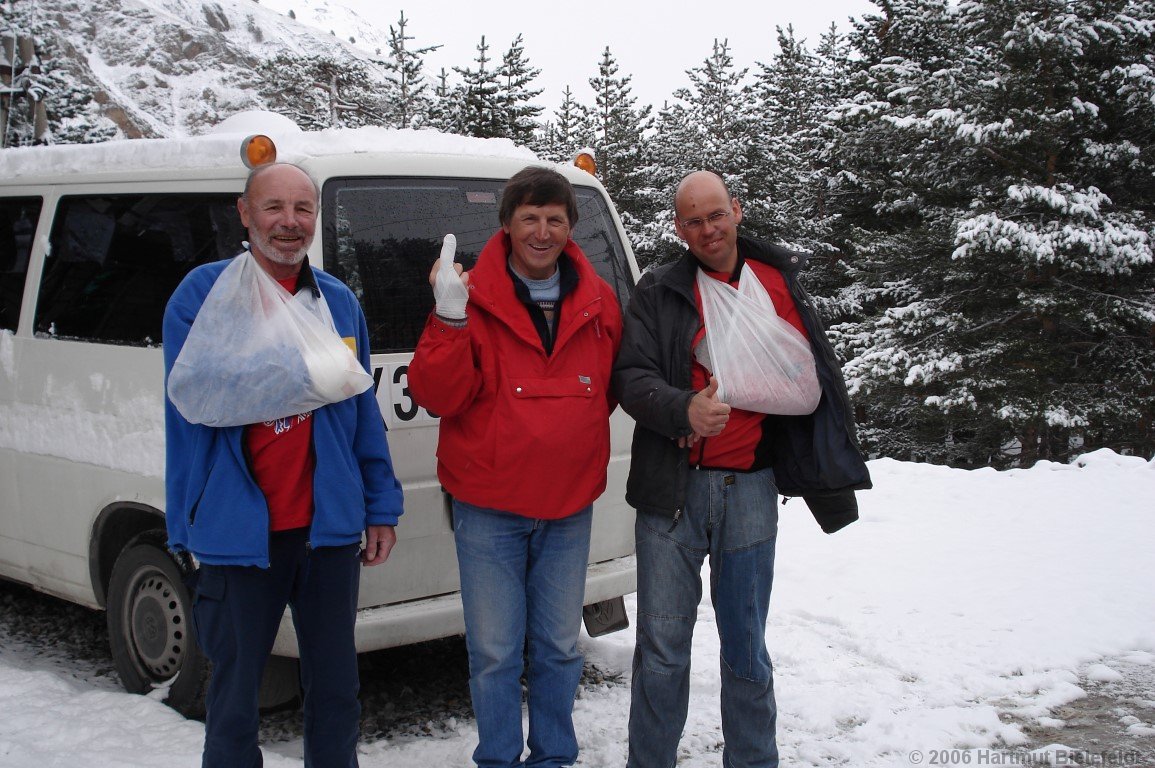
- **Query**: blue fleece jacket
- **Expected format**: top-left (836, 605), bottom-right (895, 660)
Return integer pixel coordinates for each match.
top-left (162, 256), bottom-right (404, 566)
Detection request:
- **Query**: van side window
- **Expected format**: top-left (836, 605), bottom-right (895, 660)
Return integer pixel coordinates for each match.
top-left (34, 194), bottom-right (245, 346)
top-left (572, 188), bottom-right (634, 312)
top-left (322, 178), bottom-right (635, 354)
top-left (0, 197), bottom-right (41, 332)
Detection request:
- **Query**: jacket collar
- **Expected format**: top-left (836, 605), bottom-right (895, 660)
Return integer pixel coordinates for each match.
top-left (659, 234), bottom-right (808, 301)
top-left (244, 249), bottom-right (321, 297)
top-left (295, 255), bottom-right (321, 297)
top-left (467, 230), bottom-right (604, 348)
top-left (507, 251), bottom-right (579, 306)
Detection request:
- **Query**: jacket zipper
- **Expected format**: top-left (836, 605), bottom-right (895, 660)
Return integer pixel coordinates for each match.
top-left (239, 430), bottom-right (275, 568)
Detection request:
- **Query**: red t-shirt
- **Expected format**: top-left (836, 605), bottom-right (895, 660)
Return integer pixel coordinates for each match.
top-left (689, 258), bottom-right (808, 470)
top-left (245, 275), bottom-right (316, 531)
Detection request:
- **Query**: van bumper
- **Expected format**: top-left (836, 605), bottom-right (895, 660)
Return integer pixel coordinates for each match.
top-left (271, 555), bottom-right (636, 657)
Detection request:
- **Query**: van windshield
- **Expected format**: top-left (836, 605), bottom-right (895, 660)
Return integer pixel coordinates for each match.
top-left (321, 178), bottom-right (634, 354)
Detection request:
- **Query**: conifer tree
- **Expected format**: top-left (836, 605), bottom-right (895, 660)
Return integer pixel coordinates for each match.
top-left (629, 98), bottom-right (699, 268)
top-left (454, 36), bottom-right (504, 139)
top-left (749, 28), bottom-right (826, 247)
top-left (586, 47), bottom-right (655, 256)
top-left (257, 54), bottom-right (387, 129)
top-left (750, 25), bottom-right (859, 309)
top-left (671, 39), bottom-right (755, 191)
top-left (827, 0), bottom-right (1155, 465)
top-left (378, 11), bottom-right (439, 129)
top-left (539, 85), bottom-right (591, 162)
top-left (497, 33), bottom-right (543, 147)
top-left (425, 67), bottom-right (463, 134)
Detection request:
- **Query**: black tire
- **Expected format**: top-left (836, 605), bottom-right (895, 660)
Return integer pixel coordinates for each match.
top-left (106, 532), bottom-right (210, 718)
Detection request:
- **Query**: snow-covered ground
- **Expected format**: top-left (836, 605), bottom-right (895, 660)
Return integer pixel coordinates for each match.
top-left (1, 450), bottom-right (1153, 766)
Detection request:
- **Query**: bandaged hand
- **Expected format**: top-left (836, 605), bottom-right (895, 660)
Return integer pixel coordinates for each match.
top-left (430, 233), bottom-right (469, 320)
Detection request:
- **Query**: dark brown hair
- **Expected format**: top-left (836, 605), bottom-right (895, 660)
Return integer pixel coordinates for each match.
top-left (499, 166), bottom-right (579, 227)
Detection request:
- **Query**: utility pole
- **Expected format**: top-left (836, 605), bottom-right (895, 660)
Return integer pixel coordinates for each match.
top-left (0, 4), bottom-right (50, 148)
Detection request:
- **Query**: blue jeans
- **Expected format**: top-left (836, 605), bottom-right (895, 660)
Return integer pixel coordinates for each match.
top-left (192, 528), bottom-right (362, 768)
top-left (453, 500), bottom-right (593, 768)
top-left (627, 468), bottom-right (779, 768)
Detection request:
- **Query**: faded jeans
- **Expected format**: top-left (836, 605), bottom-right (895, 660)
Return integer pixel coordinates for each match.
top-left (627, 467), bottom-right (779, 768)
top-left (454, 500), bottom-right (593, 768)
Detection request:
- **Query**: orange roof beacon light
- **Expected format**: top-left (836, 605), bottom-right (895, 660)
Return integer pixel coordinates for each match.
top-left (240, 134), bottom-right (278, 168)
top-left (573, 147), bottom-right (597, 176)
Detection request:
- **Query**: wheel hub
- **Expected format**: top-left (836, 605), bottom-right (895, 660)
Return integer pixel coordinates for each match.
top-left (128, 570), bottom-right (187, 680)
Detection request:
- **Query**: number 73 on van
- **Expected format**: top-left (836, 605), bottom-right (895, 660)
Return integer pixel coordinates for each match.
top-left (373, 362), bottom-right (438, 428)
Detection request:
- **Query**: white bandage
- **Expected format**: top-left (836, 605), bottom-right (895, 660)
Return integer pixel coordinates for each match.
top-left (433, 233), bottom-right (468, 320)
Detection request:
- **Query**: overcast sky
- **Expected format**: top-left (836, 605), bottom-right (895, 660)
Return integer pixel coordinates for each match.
top-left (330, 0), bottom-right (881, 112)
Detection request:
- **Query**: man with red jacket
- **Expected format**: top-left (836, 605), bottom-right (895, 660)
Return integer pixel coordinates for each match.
top-left (408, 166), bottom-right (622, 768)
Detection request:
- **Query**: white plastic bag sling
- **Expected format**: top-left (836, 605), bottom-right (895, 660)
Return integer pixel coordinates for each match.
top-left (167, 251), bottom-right (373, 427)
top-left (696, 266), bottom-right (822, 415)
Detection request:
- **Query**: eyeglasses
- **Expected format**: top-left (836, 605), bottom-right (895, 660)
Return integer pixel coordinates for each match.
top-left (678, 210), bottom-right (730, 232)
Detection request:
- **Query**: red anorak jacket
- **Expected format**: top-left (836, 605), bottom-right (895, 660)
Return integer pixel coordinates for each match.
top-left (409, 230), bottom-right (622, 519)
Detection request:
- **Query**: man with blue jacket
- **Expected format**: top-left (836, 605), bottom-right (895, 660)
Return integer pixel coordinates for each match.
top-left (163, 162), bottom-right (403, 768)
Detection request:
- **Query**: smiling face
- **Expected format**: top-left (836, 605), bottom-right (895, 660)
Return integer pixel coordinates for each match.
top-left (673, 171), bottom-right (743, 274)
top-left (502, 202), bottom-right (571, 280)
top-left (237, 164), bottom-right (318, 280)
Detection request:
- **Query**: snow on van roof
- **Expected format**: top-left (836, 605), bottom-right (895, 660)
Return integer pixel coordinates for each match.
top-left (0, 111), bottom-right (538, 179)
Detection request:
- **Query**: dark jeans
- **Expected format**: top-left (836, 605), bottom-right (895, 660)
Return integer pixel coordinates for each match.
top-left (192, 528), bottom-right (362, 768)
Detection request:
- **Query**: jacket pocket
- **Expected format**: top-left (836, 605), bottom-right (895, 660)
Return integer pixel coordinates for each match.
top-left (508, 375), bottom-right (597, 400)
top-left (493, 374), bottom-right (610, 507)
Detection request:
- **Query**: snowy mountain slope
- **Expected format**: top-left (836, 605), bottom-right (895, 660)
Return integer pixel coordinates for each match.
top-left (256, 0), bottom-right (392, 57)
top-left (26, 0), bottom-right (381, 137)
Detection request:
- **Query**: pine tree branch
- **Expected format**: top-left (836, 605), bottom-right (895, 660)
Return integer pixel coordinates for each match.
top-left (1050, 276), bottom-right (1155, 310)
top-left (918, 311), bottom-right (1028, 346)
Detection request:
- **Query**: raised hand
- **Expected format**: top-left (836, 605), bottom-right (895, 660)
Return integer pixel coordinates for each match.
top-left (430, 233), bottom-right (469, 320)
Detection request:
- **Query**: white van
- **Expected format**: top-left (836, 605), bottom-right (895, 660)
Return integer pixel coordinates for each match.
top-left (0, 112), bottom-right (638, 715)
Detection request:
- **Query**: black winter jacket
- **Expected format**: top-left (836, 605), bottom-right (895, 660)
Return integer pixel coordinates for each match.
top-left (611, 236), bottom-right (871, 534)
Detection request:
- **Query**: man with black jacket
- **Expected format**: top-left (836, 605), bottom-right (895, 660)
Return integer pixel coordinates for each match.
top-left (612, 171), bottom-right (871, 768)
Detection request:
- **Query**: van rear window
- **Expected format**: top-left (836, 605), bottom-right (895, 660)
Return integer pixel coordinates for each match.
top-left (322, 178), bottom-right (634, 354)
top-left (0, 197), bottom-right (41, 332)
top-left (34, 194), bottom-right (245, 346)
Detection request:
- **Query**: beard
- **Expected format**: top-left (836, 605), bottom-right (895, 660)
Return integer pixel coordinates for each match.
top-left (252, 229), bottom-right (309, 266)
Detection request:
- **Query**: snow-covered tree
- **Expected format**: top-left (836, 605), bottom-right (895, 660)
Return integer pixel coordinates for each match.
top-left (424, 67), bottom-right (462, 134)
top-left (377, 11), bottom-right (439, 129)
top-left (749, 29), bottom-right (829, 248)
top-left (538, 85), bottom-right (591, 163)
top-left (827, 0), bottom-right (1155, 465)
top-left (585, 47), bottom-right (655, 256)
top-left (671, 39), bottom-right (755, 188)
top-left (256, 54), bottom-right (387, 129)
top-left (497, 33), bottom-right (543, 147)
top-left (453, 36), bottom-right (504, 139)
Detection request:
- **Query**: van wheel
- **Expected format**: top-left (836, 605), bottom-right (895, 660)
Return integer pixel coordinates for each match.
top-left (106, 533), bottom-right (209, 718)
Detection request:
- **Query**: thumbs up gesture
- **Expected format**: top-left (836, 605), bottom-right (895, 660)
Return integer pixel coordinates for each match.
top-left (430, 233), bottom-right (469, 321)
top-left (683, 376), bottom-right (731, 447)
